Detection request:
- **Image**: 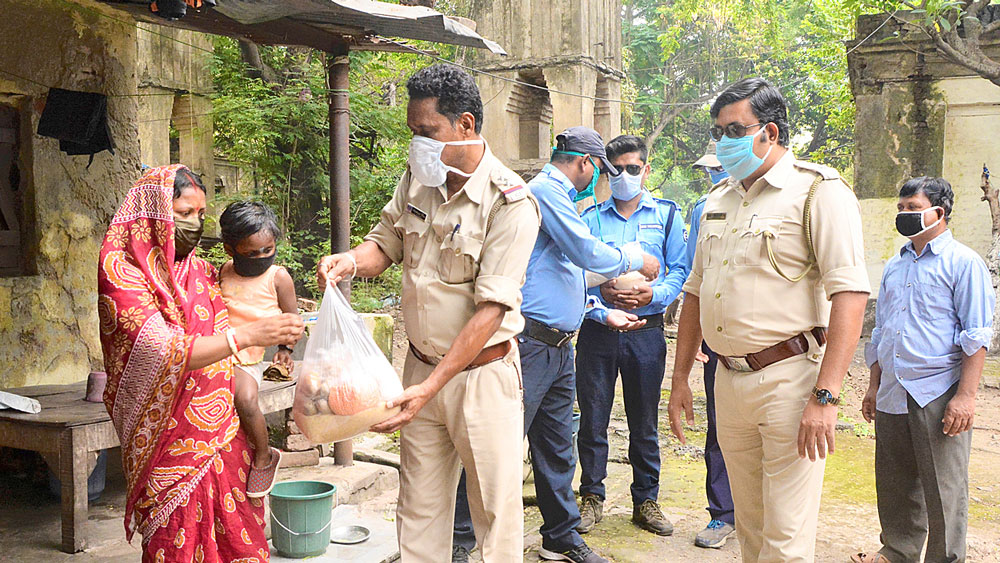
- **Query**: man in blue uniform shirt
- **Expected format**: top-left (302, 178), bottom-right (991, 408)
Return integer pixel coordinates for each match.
top-left (451, 127), bottom-right (659, 563)
top-left (685, 144), bottom-right (737, 549)
top-left (574, 135), bottom-right (687, 537)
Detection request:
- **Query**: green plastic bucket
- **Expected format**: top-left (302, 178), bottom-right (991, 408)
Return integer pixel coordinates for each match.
top-left (269, 480), bottom-right (337, 558)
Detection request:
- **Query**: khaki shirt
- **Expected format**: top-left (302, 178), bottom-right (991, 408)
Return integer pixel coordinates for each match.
top-left (683, 151), bottom-right (870, 357)
top-left (365, 144), bottom-right (541, 357)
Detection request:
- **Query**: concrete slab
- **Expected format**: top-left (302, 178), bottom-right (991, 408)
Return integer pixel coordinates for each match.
top-left (270, 504), bottom-right (399, 563)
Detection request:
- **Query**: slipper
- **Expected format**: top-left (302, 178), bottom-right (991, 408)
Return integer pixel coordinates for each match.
top-left (246, 447), bottom-right (282, 498)
top-left (851, 552), bottom-right (890, 563)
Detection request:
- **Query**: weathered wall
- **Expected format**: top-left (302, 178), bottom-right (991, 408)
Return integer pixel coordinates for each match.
top-left (848, 13), bottom-right (1000, 291)
top-left (0, 0), bottom-right (142, 388)
top-left (470, 0), bottom-right (623, 184)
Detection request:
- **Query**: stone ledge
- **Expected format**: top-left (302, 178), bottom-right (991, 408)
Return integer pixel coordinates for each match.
top-left (276, 458), bottom-right (399, 507)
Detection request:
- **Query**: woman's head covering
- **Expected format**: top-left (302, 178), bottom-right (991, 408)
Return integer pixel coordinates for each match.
top-left (97, 165), bottom-right (235, 540)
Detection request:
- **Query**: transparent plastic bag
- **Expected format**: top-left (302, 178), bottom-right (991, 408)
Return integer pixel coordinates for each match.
top-left (292, 284), bottom-right (403, 443)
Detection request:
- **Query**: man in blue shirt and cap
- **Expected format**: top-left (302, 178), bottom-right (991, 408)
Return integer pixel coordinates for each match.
top-left (574, 135), bottom-right (688, 538)
top-left (451, 127), bottom-right (659, 563)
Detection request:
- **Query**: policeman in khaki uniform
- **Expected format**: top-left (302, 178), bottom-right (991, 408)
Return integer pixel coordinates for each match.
top-left (318, 64), bottom-right (540, 563)
top-left (668, 78), bottom-right (870, 563)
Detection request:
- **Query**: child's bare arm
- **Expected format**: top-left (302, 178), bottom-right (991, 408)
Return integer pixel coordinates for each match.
top-left (274, 267), bottom-right (298, 315)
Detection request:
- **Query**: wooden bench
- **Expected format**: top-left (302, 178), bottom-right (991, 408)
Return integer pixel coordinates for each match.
top-left (0, 379), bottom-right (296, 553)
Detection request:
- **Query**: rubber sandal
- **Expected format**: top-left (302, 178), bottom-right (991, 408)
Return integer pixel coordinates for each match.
top-left (246, 447), bottom-right (282, 498)
top-left (851, 552), bottom-right (890, 563)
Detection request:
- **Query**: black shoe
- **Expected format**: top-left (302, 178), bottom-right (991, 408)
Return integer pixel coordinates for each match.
top-left (538, 542), bottom-right (609, 563)
top-left (633, 499), bottom-right (673, 536)
top-left (451, 545), bottom-right (471, 563)
top-left (576, 493), bottom-right (604, 534)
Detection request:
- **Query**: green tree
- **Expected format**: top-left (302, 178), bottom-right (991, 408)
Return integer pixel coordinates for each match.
top-left (622, 0), bottom-right (877, 209)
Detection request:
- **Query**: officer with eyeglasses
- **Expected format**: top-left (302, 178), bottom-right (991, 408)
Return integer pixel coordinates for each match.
top-left (572, 135), bottom-right (688, 539)
top-left (667, 77), bottom-right (870, 562)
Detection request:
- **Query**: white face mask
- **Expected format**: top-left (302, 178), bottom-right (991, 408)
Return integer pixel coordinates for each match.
top-left (609, 170), bottom-right (643, 201)
top-left (408, 135), bottom-right (484, 187)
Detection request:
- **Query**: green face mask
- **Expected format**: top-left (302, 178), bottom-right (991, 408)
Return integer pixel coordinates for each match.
top-left (173, 215), bottom-right (204, 259)
top-left (553, 149), bottom-right (600, 202)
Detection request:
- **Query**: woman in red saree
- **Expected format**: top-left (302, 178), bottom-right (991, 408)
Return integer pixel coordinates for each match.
top-left (98, 165), bottom-right (303, 562)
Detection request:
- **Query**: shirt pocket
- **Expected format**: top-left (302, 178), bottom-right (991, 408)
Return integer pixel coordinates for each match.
top-left (734, 216), bottom-right (784, 267)
top-left (394, 213), bottom-right (430, 268)
top-left (913, 282), bottom-right (953, 321)
top-left (699, 221), bottom-right (727, 268)
top-left (437, 232), bottom-right (483, 284)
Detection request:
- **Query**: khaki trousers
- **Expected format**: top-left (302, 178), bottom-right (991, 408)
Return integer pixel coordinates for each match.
top-left (396, 344), bottom-right (524, 562)
top-left (715, 355), bottom-right (826, 563)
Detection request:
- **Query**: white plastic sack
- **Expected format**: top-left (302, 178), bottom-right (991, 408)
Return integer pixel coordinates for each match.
top-left (292, 284), bottom-right (403, 443)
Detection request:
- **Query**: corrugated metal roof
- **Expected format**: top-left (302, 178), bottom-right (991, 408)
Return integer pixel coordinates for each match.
top-left (103, 0), bottom-right (506, 54)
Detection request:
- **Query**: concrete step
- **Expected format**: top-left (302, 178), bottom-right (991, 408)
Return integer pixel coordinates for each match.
top-left (276, 457), bottom-right (399, 506)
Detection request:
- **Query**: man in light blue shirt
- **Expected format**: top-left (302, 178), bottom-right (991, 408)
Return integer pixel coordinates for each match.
top-left (451, 127), bottom-right (658, 563)
top-left (855, 176), bottom-right (994, 563)
top-left (573, 135), bottom-right (686, 538)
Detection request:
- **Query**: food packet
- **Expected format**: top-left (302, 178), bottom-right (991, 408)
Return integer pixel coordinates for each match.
top-left (292, 284), bottom-right (403, 443)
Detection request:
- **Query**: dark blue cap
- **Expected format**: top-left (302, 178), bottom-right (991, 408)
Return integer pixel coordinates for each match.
top-left (554, 126), bottom-right (621, 176)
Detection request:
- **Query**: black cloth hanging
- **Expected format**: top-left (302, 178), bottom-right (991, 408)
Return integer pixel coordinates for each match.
top-left (149, 0), bottom-right (216, 21)
top-left (36, 88), bottom-right (115, 166)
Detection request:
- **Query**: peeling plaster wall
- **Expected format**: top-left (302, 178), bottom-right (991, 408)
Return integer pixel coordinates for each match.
top-left (470, 0), bottom-right (623, 188)
top-left (0, 0), bottom-right (142, 389)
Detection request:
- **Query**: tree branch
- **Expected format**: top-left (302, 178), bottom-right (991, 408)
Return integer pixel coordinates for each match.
top-left (238, 40), bottom-right (280, 84)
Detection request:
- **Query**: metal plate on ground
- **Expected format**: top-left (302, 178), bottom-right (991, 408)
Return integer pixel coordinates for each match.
top-left (330, 525), bottom-right (370, 545)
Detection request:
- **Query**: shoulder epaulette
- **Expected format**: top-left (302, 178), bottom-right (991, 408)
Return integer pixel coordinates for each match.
top-left (793, 160), bottom-right (841, 181)
top-left (490, 167), bottom-right (528, 202)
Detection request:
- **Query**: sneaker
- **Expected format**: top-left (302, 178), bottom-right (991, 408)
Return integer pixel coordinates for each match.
top-left (576, 494), bottom-right (604, 534)
top-left (538, 542), bottom-right (608, 563)
top-left (632, 499), bottom-right (673, 536)
top-left (451, 545), bottom-right (471, 563)
top-left (694, 519), bottom-right (735, 548)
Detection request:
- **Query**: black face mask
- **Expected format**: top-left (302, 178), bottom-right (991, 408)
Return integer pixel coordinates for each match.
top-left (895, 206), bottom-right (943, 238)
top-left (232, 251), bottom-right (276, 277)
top-left (174, 216), bottom-right (204, 259)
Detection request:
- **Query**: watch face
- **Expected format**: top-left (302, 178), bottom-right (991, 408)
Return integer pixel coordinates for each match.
top-left (816, 389), bottom-right (832, 405)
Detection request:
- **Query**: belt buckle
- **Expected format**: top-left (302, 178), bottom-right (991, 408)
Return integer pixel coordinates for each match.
top-left (726, 356), bottom-right (755, 372)
top-left (556, 332), bottom-right (574, 347)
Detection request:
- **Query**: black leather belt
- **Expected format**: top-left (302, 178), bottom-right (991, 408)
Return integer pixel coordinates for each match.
top-left (522, 317), bottom-right (575, 347)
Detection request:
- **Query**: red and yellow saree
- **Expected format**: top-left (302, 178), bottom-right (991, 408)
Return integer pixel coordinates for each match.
top-left (98, 165), bottom-right (268, 562)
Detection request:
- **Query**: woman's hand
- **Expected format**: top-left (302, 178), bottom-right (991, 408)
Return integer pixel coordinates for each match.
top-left (237, 314), bottom-right (304, 349)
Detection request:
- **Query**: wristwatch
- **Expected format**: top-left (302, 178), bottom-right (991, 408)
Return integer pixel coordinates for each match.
top-left (278, 344), bottom-right (294, 353)
top-left (812, 387), bottom-right (840, 406)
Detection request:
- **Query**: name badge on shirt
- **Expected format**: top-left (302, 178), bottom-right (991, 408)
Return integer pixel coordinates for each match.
top-left (406, 204), bottom-right (428, 221)
top-left (706, 212), bottom-right (727, 221)
top-left (639, 223), bottom-right (663, 231)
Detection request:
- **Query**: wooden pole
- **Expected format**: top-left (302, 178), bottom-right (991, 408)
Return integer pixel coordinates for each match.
top-left (328, 44), bottom-right (353, 467)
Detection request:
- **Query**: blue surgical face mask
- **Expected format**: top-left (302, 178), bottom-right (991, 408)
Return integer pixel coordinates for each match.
top-left (609, 169), bottom-right (643, 201)
top-left (708, 168), bottom-right (730, 185)
top-left (715, 127), bottom-right (773, 181)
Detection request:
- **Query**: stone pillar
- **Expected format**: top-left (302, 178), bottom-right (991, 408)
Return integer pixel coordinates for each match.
top-left (171, 94), bottom-right (216, 233)
top-left (136, 86), bottom-right (173, 167)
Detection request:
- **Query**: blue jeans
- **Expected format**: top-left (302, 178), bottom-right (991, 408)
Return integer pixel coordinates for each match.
top-left (702, 342), bottom-right (734, 525)
top-left (453, 333), bottom-right (583, 553)
top-left (575, 319), bottom-right (665, 505)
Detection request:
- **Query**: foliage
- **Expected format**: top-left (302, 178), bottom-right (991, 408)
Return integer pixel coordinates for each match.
top-left (210, 38), bottom-right (441, 306)
top-left (623, 0), bottom-right (887, 209)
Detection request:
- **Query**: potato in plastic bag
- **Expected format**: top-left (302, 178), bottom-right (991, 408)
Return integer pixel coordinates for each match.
top-left (292, 284), bottom-right (403, 443)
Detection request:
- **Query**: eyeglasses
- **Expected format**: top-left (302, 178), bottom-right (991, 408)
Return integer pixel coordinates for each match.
top-left (709, 122), bottom-right (767, 142)
top-left (618, 164), bottom-right (644, 176)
